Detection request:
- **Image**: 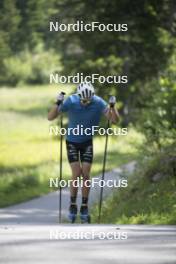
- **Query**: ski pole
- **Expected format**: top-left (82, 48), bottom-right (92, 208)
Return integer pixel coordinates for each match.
top-left (98, 119), bottom-right (110, 223)
top-left (98, 96), bottom-right (116, 223)
top-left (58, 92), bottom-right (65, 224)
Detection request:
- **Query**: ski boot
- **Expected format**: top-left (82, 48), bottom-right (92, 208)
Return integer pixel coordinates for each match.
top-left (80, 204), bottom-right (91, 223)
top-left (68, 203), bottom-right (77, 223)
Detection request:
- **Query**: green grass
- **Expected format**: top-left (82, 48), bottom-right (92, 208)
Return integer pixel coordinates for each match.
top-left (91, 149), bottom-right (176, 224)
top-left (0, 85), bottom-right (143, 207)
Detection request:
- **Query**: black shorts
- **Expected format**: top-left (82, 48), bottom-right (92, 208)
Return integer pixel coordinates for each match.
top-left (66, 139), bottom-right (93, 164)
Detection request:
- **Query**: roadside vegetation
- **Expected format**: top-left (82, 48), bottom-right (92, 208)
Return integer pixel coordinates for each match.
top-left (91, 144), bottom-right (176, 224)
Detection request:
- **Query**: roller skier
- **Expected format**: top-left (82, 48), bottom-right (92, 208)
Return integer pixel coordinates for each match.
top-left (48, 82), bottom-right (119, 223)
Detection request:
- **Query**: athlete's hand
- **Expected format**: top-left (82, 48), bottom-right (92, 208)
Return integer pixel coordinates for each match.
top-left (56, 92), bottom-right (65, 105)
top-left (109, 96), bottom-right (116, 108)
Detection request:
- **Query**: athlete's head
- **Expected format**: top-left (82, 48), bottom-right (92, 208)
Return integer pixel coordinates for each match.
top-left (77, 82), bottom-right (95, 105)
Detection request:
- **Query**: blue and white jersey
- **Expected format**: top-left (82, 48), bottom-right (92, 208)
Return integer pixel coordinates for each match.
top-left (59, 94), bottom-right (108, 143)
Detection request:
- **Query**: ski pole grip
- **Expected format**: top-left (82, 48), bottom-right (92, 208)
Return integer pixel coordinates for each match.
top-left (109, 95), bottom-right (116, 108)
top-left (56, 92), bottom-right (66, 106)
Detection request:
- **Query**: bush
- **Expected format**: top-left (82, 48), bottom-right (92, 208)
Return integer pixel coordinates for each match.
top-left (137, 55), bottom-right (176, 150)
top-left (2, 46), bottom-right (62, 86)
top-left (3, 51), bottom-right (32, 86)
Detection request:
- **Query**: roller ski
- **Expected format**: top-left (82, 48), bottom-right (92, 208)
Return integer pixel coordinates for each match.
top-left (68, 204), bottom-right (77, 223)
top-left (80, 204), bottom-right (91, 223)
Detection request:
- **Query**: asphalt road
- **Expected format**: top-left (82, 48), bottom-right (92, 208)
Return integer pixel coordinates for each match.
top-left (0, 224), bottom-right (176, 264)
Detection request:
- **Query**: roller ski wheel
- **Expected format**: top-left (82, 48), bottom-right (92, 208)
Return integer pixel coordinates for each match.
top-left (68, 204), bottom-right (77, 223)
top-left (80, 205), bottom-right (91, 224)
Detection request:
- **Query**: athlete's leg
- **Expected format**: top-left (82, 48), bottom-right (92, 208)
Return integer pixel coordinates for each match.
top-left (66, 141), bottom-right (81, 204)
top-left (70, 162), bottom-right (82, 198)
top-left (80, 162), bottom-right (92, 221)
top-left (80, 140), bottom-right (93, 206)
top-left (81, 162), bottom-right (92, 199)
top-left (68, 161), bottom-right (81, 222)
top-left (66, 141), bottom-right (82, 221)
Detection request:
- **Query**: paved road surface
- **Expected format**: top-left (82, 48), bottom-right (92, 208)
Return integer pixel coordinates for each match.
top-left (0, 224), bottom-right (175, 264)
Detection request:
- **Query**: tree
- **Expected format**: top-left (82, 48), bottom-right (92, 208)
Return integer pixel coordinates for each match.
top-left (0, 0), bottom-right (20, 82)
top-left (52, 0), bottom-right (176, 123)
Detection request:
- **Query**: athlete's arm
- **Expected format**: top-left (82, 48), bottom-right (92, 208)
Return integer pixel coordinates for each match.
top-left (48, 104), bottom-right (60, 121)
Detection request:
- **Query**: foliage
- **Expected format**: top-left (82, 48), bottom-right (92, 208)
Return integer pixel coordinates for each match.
top-left (54, 0), bottom-right (175, 119)
top-left (136, 51), bottom-right (176, 149)
top-left (2, 46), bottom-right (62, 86)
top-left (91, 145), bottom-right (176, 224)
top-left (0, 0), bottom-right (175, 127)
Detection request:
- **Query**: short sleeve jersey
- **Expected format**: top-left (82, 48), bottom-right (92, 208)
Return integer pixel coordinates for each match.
top-left (59, 94), bottom-right (107, 143)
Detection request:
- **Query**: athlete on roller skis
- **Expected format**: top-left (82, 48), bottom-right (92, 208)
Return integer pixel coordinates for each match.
top-left (48, 82), bottom-right (119, 223)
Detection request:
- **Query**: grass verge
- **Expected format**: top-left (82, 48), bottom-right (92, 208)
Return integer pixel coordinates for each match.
top-left (91, 146), bottom-right (176, 224)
